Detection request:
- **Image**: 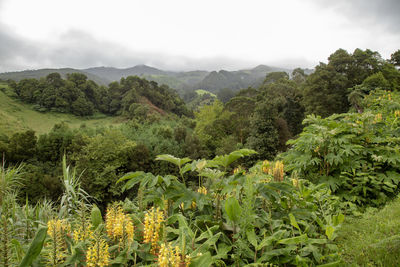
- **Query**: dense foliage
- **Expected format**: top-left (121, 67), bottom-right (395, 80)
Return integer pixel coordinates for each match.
top-left (0, 150), bottom-right (344, 266)
top-left (10, 73), bottom-right (190, 118)
top-left (303, 48), bottom-right (400, 117)
top-left (1, 47), bottom-right (400, 266)
top-left (283, 90), bottom-right (400, 207)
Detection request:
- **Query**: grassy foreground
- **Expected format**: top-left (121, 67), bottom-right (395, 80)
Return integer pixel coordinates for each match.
top-left (337, 196), bottom-right (400, 266)
top-left (0, 83), bottom-right (121, 136)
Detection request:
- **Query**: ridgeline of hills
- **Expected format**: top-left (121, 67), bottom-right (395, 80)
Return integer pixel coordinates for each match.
top-left (0, 64), bottom-right (310, 94)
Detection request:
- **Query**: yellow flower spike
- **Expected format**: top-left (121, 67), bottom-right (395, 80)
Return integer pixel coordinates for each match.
top-left (73, 223), bottom-right (93, 242)
top-left (185, 254), bottom-right (191, 267)
top-left (105, 205), bottom-right (117, 238)
top-left (173, 245), bottom-right (181, 266)
top-left (272, 161), bottom-right (284, 182)
top-left (292, 178), bottom-right (299, 187)
top-left (86, 239), bottom-right (110, 267)
top-left (105, 204), bottom-right (134, 249)
top-left (45, 219), bottom-right (69, 265)
top-left (157, 243), bottom-right (169, 267)
top-left (191, 201), bottom-right (197, 209)
top-left (197, 186), bottom-right (207, 195)
top-left (262, 160), bottom-right (272, 174)
top-left (144, 207), bottom-right (165, 254)
top-left (157, 243), bottom-right (186, 267)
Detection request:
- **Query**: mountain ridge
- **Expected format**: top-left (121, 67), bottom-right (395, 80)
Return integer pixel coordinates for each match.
top-left (0, 64), bottom-right (305, 94)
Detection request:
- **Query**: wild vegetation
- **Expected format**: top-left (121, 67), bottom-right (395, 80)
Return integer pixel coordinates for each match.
top-left (0, 48), bottom-right (400, 266)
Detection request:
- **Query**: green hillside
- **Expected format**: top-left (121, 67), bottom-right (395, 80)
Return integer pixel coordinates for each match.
top-left (0, 68), bottom-right (109, 85)
top-left (195, 89), bottom-right (217, 97)
top-left (0, 83), bottom-right (120, 136)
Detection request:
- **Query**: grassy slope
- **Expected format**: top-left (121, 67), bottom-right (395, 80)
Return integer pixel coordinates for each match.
top-left (195, 89), bottom-right (217, 97)
top-left (0, 83), bottom-right (121, 136)
top-left (337, 197), bottom-right (400, 266)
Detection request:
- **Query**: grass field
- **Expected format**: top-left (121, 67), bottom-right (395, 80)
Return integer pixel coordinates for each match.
top-left (195, 89), bottom-right (217, 98)
top-left (0, 83), bottom-right (122, 136)
top-left (337, 196), bottom-right (400, 266)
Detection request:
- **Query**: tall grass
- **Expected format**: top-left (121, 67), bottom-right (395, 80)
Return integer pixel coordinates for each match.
top-left (337, 196), bottom-right (400, 266)
top-left (0, 159), bottom-right (23, 208)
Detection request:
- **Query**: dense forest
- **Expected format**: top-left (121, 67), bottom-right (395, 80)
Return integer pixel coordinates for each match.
top-left (1, 48), bottom-right (400, 266)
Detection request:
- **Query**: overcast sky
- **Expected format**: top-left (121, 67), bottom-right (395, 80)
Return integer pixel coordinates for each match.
top-left (0, 0), bottom-right (399, 72)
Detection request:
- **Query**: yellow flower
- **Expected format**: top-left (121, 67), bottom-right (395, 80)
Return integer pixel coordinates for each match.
top-left (73, 223), bottom-right (93, 242)
top-left (157, 243), bottom-right (189, 267)
top-left (46, 219), bottom-right (70, 265)
top-left (105, 204), bottom-right (134, 249)
top-left (374, 113), bottom-right (382, 123)
top-left (197, 186), bottom-right (207, 195)
top-left (86, 239), bottom-right (110, 267)
top-left (143, 207), bottom-right (164, 254)
top-left (262, 160), bottom-right (272, 174)
top-left (272, 161), bottom-right (284, 182)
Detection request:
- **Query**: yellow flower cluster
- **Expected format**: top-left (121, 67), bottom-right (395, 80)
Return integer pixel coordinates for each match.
top-left (378, 91), bottom-right (392, 101)
top-left (262, 160), bottom-right (272, 174)
top-left (395, 110), bottom-right (400, 118)
top-left (233, 166), bottom-right (246, 175)
top-left (273, 161), bottom-right (284, 182)
top-left (157, 243), bottom-right (190, 267)
top-left (143, 207), bottom-right (164, 254)
top-left (105, 205), bottom-right (134, 245)
top-left (47, 219), bottom-right (70, 238)
top-left (73, 222), bottom-right (93, 242)
top-left (86, 239), bottom-right (110, 267)
top-left (197, 186), bottom-right (207, 195)
top-left (46, 219), bottom-right (70, 265)
top-left (261, 160), bottom-right (284, 182)
top-left (373, 113), bottom-right (383, 123)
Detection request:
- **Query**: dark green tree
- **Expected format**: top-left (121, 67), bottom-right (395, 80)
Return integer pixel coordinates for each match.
top-left (7, 130), bottom-right (37, 162)
top-left (390, 49), bottom-right (400, 67)
top-left (246, 102), bottom-right (279, 160)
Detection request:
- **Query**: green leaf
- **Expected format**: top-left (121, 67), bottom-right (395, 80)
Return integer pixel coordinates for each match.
top-left (332, 213), bottom-right (344, 226)
top-left (196, 160), bottom-right (207, 171)
top-left (316, 260), bottom-right (342, 267)
top-left (191, 233), bottom-right (222, 255)
top-left (277, 234), bottom-right (308, 245)
top-left (256, 230), bottom-right (287, 250)
top-left (211, 149), bottom-right (257, 168)
top-left (156, 154), bottom-right (191, 168)
top-left (325, 225), bottom-right (335, 240)
top-left (91, 204), bottom-right (103, 229)
top-left (289, 213), bottom-right (301, 231)
top-left (246, 228), bottom-right (258, 248)
top-left (189, 252), bottom-right (213, 267)
top-left (19, 227), bottom-right (47, 267)
top-left (224, 197), bottom-right (242, 223)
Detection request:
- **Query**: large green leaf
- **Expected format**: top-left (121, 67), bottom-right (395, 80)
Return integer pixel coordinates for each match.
top-left (156, 154), bottom-right (192, 168)
top-left (325, 225), bottom-right (335, 240)
top-left (91, 204), bottom-right (103, 229)
top-left (19, 227), bottom-right (47, 267)
top-left (246, 228), bottom-right (258, 248)
top-left (277, 234), bottom-right (308, 245)
top-left (211, 149), bottom-right (257, 169)
top-left (289, 213), bottom-right (301, 231)
top-left (189, 252), bottom-right (213, 267)
top-left (225, 197), bottom-right (242, 223)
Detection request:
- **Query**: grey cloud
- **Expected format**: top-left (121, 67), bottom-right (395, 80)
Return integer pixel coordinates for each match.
top-left (0, 27), bottom-right (260, 72)
top-left (310, 0), bottom-right (400, 33)
top-left (0, 23), bottom-right (45, 71)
